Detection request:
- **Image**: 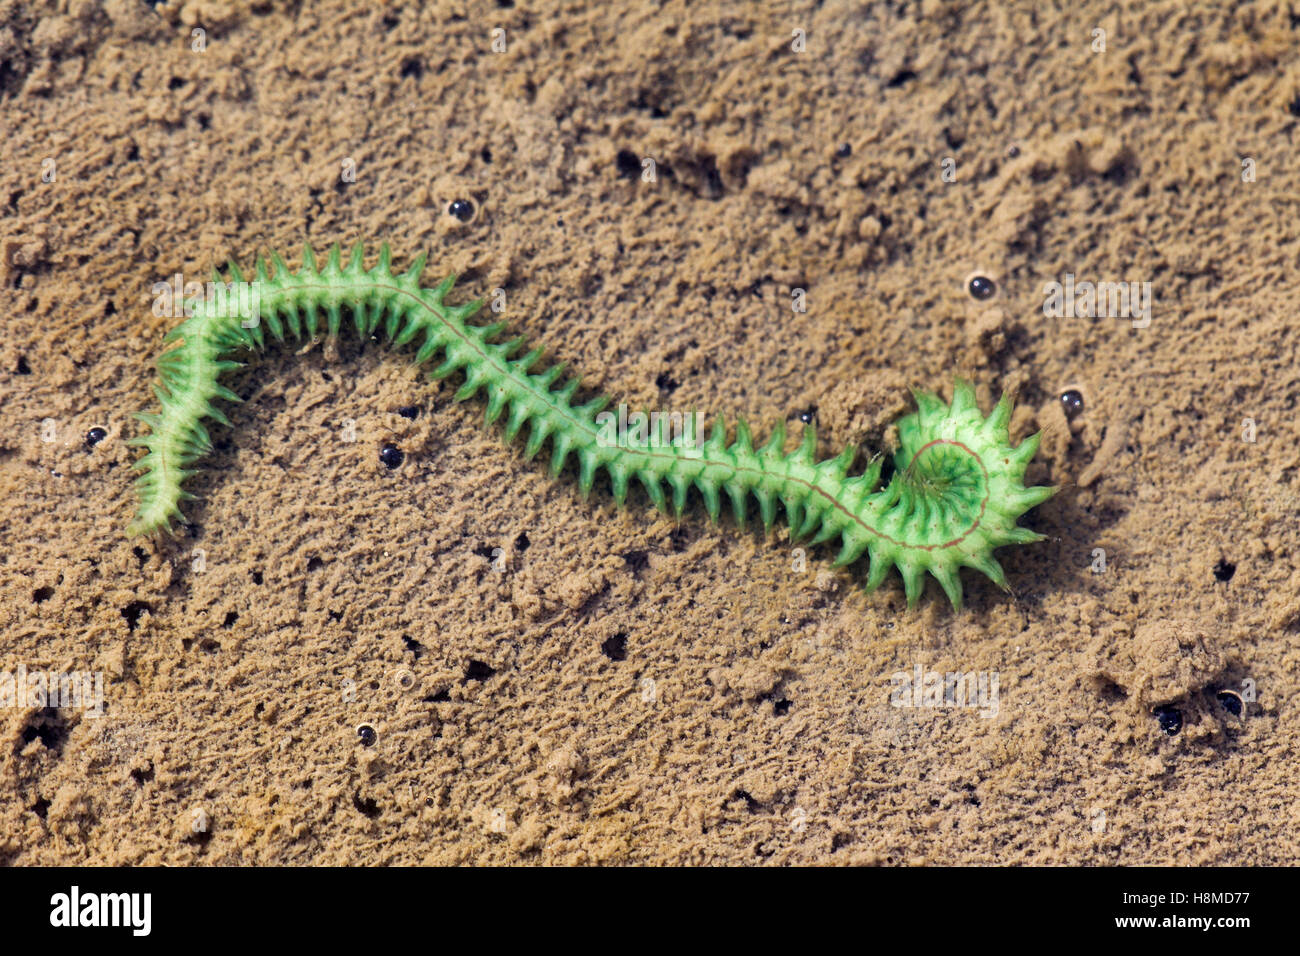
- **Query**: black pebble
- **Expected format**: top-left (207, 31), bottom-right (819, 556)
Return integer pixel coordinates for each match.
top-left (1213, 559), bottom-right (1235, 582)
top-left (615, 149), bottom-right (641, 179)
top-left (798, 408), bottom-right (816, 424)
top-left (357, 725), bottom-right (376, 747)
top-left (85, 427), bottom-right (108, 447)
top-left (1060, 389), bottom-right (1085, 420)
top-left (600, 633), bottom-right (627, 661)
top-left (448, 198), bottom-right (474, 222)
top-left (1216, 691), bottom-right (1243, 716)
top-left (379, 443), bottom-right (404, 468)
top-left (967, 275), bottom-right (997, 301)
top-left (835, 143), bottom-right (852, 159)
top-left (1153, 705), bottom-right (1182, 736)
top-left (397, 406), bottom-right (419, 420)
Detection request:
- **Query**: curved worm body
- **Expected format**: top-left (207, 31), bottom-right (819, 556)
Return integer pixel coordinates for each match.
top-left (129, 243), bottom-right (1054, 609)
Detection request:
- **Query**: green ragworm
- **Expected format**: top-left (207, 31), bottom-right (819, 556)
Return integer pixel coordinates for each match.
top-left (128, 243), bottom-right (1055, 609)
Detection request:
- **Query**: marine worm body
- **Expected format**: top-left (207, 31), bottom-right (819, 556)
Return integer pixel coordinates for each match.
top-left (130, 243), bottom-right (1054, 609)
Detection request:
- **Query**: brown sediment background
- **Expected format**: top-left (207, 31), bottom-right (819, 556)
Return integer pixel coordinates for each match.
top-left (1, 0), bottom-right (1298, 864)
